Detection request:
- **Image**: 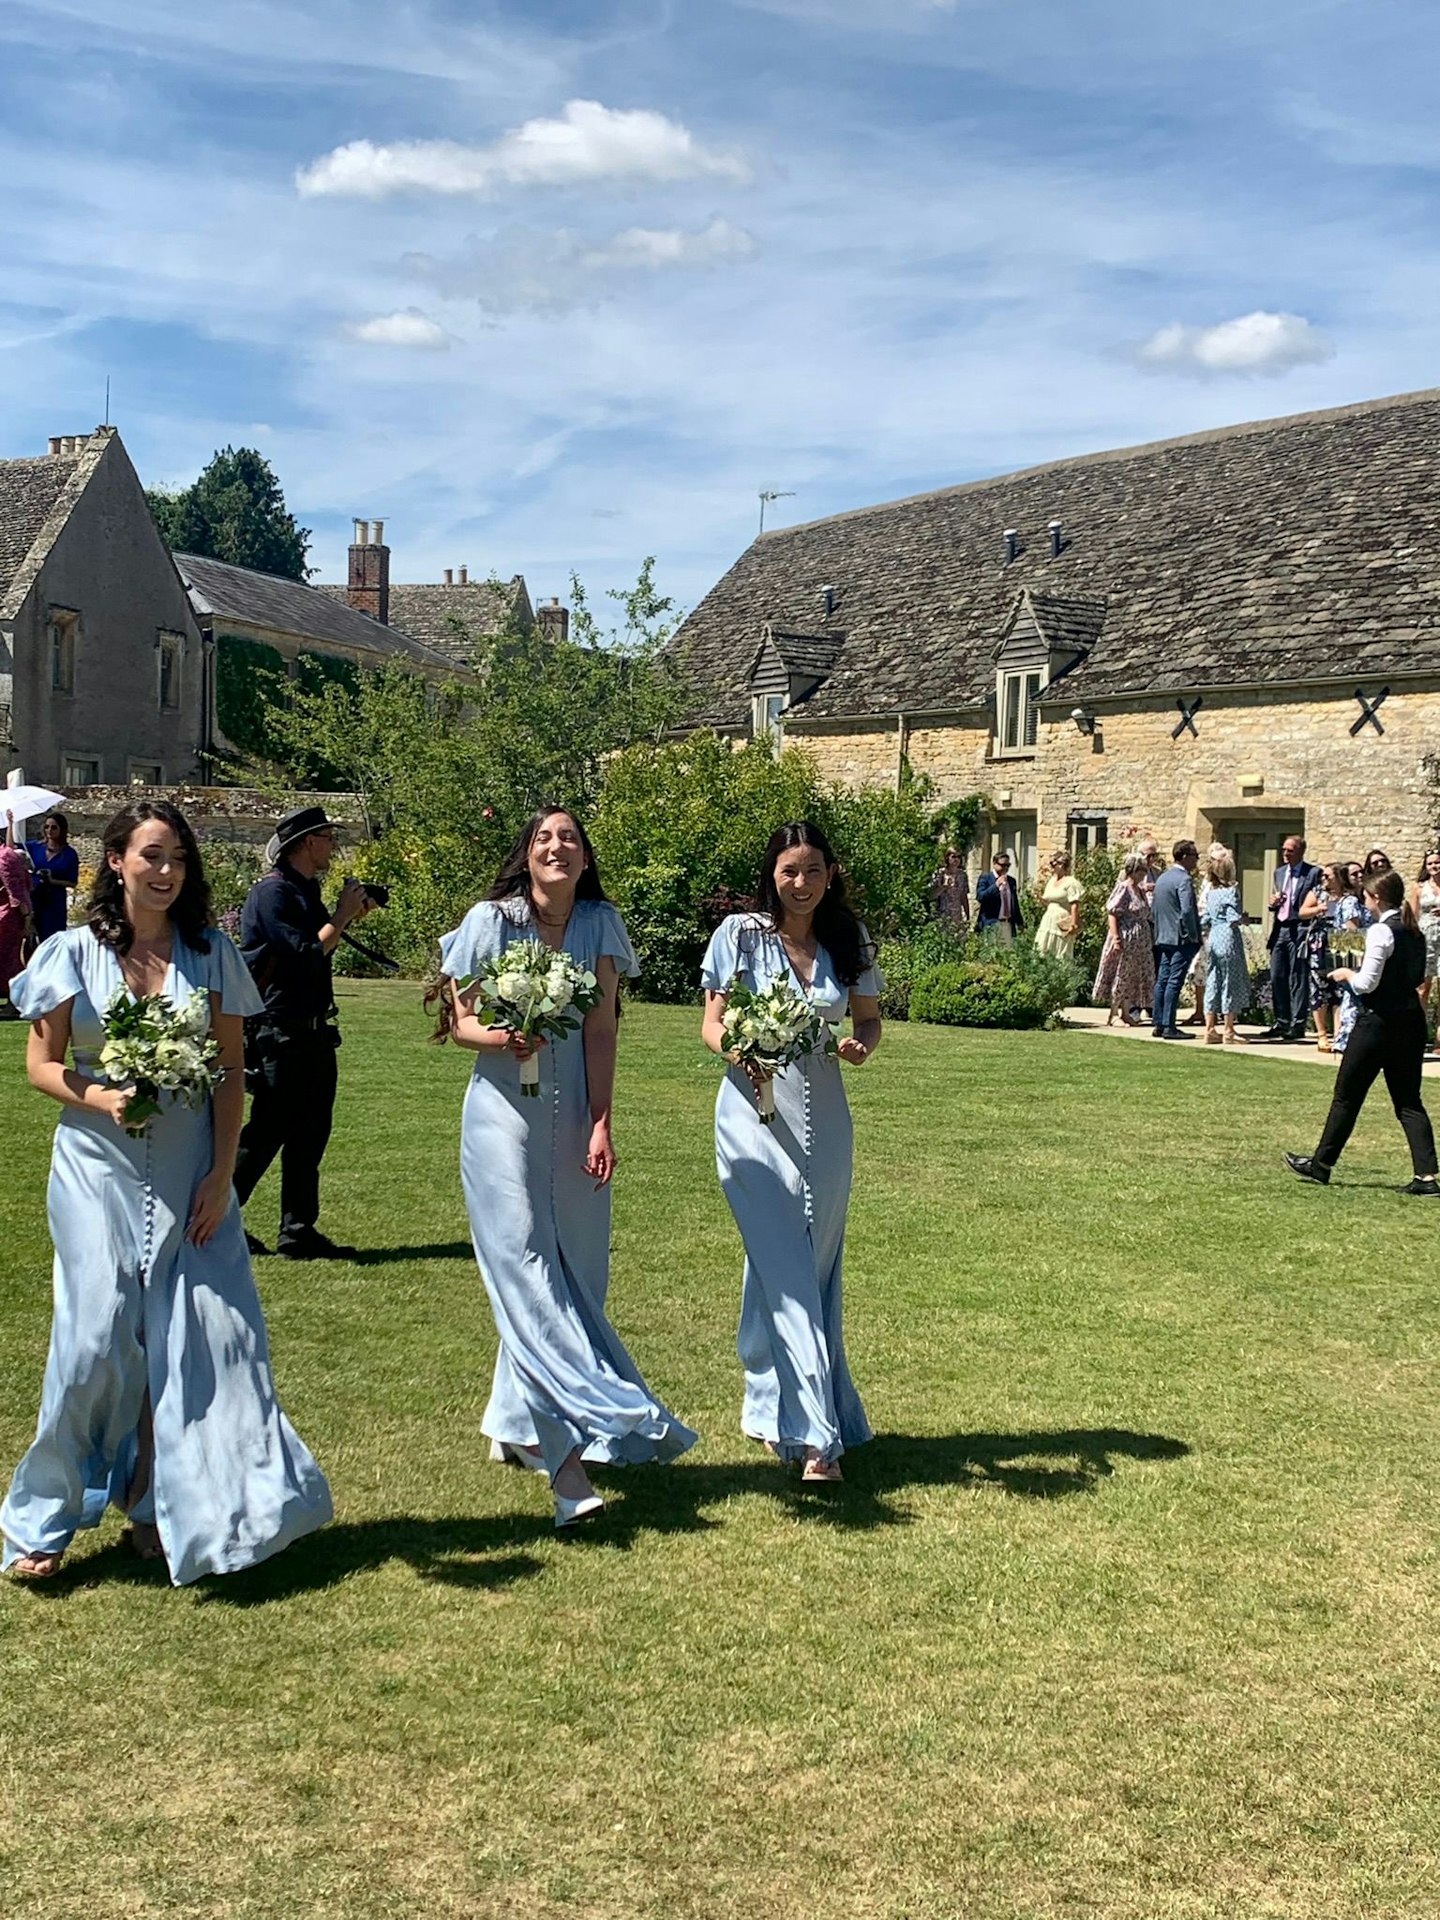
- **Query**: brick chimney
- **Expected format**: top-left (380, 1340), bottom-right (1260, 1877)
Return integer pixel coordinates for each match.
top-left (536, 596), bottom-right (570, 644)
top-left (347, 517), bottom-right (390, 624)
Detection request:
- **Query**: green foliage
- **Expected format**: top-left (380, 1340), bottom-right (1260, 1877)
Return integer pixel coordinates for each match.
top-left (928, 793), bottom-right (991, 859)
top-left (911, 959), bottom-right (1051, 1029)
top-left (590, 733), bottom-right (938, 1001)
top-left (874, 921), bottom-right (969, 1021)
top-left (214, 633), bottom-right (286, 763)
top-left (147, 446), bottom-right (311, 580)
top-left (196, 836), bottom-right (264, 926)
top-left (265, 567), bottom-right (689, 974)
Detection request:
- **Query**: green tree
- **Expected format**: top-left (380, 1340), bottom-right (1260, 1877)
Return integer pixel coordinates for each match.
top-left (147, 446), bottom-right (311, 580)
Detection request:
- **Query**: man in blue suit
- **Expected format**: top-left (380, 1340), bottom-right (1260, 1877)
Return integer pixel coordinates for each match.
top-left (1151, 839), bottom-right (1202, 1039)
top-left (1259, 833), bottom-right (1323, 1042)
top-left (975, 851), bottom-right (1024, 943)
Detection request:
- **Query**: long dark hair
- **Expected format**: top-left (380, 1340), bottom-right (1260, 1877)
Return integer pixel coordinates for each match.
top-left (426, 806), bottom-right (608, 1042)
top-left (756, 821), bottom-right (870, 986)
top-left (1369, 867), bottom-right (1419, 932)
top-left (88, 802), bottom-right (213, 956)
top-left (43, 810), bottom-right (69, 843)
top-left (488, 806), bottom-right (607, 907)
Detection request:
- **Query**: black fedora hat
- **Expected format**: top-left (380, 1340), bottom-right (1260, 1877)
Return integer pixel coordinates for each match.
top-left (265, 805), bottom-right (338, 866)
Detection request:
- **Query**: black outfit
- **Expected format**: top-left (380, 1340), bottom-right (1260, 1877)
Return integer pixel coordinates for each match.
top-left (1313, 913), bottom-right (1437, 1177)
top-left (1266, 859), bottom-right (1322, 1038)
top-left (233, 862), bottom-right (341, 1251)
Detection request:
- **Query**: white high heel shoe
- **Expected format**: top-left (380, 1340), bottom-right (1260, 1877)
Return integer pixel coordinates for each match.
top-left (488, 1439), bottom-right (547, 1475)
top-left (553, 1492), bottom-right (604, 1530)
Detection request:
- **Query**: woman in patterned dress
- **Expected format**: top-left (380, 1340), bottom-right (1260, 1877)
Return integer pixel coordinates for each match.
top-left (1092, 852), bottom-right (1155, 1025)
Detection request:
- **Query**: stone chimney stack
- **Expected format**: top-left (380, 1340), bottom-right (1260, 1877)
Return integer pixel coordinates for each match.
top-left (536, 596), bottom-right (570, 645)
top-left (347, 516), bottom-right (390, 625)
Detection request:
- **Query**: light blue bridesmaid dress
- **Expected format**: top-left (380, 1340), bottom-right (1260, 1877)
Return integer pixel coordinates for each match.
top-left (701, 914), bottom-right (883, 1464)
top-left (1, 926), bottom-right (333, 1584)
top-left (439, 896), bottom-right (697, 1482)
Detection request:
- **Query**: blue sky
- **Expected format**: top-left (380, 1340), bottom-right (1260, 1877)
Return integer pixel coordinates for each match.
top-left (2, 0), bottom-right (1438, 615)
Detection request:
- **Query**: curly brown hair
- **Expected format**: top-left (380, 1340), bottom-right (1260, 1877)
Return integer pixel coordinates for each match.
top-left (88, 802), bottom-right (213, 957)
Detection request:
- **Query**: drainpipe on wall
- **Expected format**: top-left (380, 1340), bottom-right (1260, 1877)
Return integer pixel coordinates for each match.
top-left (198, 618), bottom-right (216, 781)
top-left (896, 711), bottom-right (910, 792)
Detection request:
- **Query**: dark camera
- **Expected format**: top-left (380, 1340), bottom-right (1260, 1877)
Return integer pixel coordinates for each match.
top-left (345, 875), bottom-right (390, 909)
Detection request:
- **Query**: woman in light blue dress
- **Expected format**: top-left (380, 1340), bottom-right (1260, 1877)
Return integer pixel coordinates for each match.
top-left (1200, 850), bottom-right (1249, 1045)
top-left (2, 802), bottom-right (332, 1584)
top-left (701, 822), bottom-right (883, 1484)
top-left (434, 807), bottom-right (696, 1528)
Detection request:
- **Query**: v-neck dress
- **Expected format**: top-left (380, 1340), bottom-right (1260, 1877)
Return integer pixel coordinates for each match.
top-left (1, 926), bottom-right (333, 1583)
top-left (439, 898), bottom-right (697, 1481)
top-left (701, 914), bottom-right (883, 1464)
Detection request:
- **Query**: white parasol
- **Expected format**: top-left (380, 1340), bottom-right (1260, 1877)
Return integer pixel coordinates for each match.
top-left (1, 774), bottom-right (68, 840)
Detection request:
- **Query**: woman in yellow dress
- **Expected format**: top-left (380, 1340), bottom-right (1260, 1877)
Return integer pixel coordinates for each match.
top-left (1034, 850), bottom-right (1085, 959)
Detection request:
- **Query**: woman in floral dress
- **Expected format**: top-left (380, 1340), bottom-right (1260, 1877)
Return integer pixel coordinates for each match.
top-left (1092, 852), bottom-right (1155, 1025)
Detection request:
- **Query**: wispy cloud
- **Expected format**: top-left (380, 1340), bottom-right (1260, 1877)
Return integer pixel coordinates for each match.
top-left (583, 217), bottom-right (756, 270)
top-left (1137, 312), bottom-right (1335, 377)
top-left (297, 99), bottom-right (751, 200)
top-left (345, 308), bottom-right (449, 349)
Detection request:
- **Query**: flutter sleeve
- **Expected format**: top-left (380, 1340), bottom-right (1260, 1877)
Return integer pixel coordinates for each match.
top-left (594, 902), bottom-right (640, 979)
top-left (9, 928), bottom-right (86, 1021)
top-left (204, 930), bottom-right (265, 1017)
top-left (438, 902), bottom-right (504, 987)
top-left (852, 923), bottom-right (886, 1001)
top-left (700, 916), bottom-right (741, 994)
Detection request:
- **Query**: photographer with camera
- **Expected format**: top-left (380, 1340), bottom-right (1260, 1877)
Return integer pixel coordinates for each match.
top-left (233, 806), bottom-right (377, 1260)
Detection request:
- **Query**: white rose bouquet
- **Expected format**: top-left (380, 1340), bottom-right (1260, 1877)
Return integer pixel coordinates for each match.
top-left (471, 938), bottom-right (602, 1096)
top-left (720, 976), bottom-right (833, 1124)
top-left (99, 987), bottom-right (224, 1134)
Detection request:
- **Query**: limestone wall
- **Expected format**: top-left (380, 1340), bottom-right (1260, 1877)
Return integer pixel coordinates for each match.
top-left (786, 682), bottom-right (1440, 867)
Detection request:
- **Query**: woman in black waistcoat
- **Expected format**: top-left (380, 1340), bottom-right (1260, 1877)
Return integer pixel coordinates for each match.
top-left (1285, 869), bottom-right (1438, 1194)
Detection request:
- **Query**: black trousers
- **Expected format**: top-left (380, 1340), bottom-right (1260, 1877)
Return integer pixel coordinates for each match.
top-left (1269, 925), bottom-right (1310, 1035)
top-left (1314, 1005), bottom-right (1438, 1176)
top-left (233, 1029), bottom-right (339, 1244)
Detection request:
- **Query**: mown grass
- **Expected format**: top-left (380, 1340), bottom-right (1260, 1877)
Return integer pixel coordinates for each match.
top-left (1, 986), bottom-right (1438, 1919)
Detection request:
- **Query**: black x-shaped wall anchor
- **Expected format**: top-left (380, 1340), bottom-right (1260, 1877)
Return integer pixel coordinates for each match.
top-left (1171, 695), bottom-right (1203, 740)
top-left (1351, 686), bottom-right (1390, 737)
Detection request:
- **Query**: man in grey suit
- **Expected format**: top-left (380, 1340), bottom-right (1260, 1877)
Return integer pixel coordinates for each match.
top-left (1151, 840), bottom-right (1202, 1039)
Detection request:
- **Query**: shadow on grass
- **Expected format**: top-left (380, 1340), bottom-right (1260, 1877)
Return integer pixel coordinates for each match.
top-left (349, 1241), bottom-right (474, 1266)
top-left (180, 1425), bottom-right (1188, 1605)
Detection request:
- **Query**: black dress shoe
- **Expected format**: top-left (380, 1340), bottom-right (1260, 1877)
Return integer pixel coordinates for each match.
top-left (244, 1231), bottom-right (270, 1258)
top-left (1163, 1028), bottom-right (1195, 1039)
top-left (1284, 1152), bottom-right (1330, 1185)
top-left (1402, 1178), bottom-right (1440, 1197)
top-left (277, 1231), bottom-right (358, 1261)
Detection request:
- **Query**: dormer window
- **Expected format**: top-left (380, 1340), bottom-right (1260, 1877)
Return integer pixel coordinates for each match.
top-left (753, 692), bottom-right (785, 745)
top-left (996, 667), bottom-right (1042, 757)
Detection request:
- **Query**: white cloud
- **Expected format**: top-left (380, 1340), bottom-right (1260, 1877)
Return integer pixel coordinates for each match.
top-left (345, 308), bottom-right (449, 349)
top-left (583, 218), bottom-right (757, 270)
top-left (1137, 311), bottom-right (1334, 377)
top-left (297, 100), bottom-right (752, 200)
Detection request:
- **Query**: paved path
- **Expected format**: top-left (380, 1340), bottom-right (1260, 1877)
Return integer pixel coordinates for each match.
top-left (1062, 1002), bottom-right (1440, 1072)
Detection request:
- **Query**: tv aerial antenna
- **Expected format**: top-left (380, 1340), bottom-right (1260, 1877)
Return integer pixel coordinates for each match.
top-left (758, 489), bottom-right (794, 534)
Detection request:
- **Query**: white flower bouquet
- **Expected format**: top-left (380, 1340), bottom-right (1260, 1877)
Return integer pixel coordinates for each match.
top-left (720, 975), bottom-right (833, 1124)
top-left (99, 987), bottom-right (224, 1134)
top-left (471, 938), bottom-right (602, 1096)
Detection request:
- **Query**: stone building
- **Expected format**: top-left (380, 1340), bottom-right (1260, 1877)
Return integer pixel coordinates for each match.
top-left (0, 427), bottom-right (206, 785)
top-left (318, 520), bottom-right (540, 665)
top-left (177, 543), bottom-right (463, 764)
top-left (675, 387), bottom-right (1440, 915)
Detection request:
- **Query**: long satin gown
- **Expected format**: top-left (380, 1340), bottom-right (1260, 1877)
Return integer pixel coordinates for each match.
top-left (440, 897), bottom-right (696, 1482)
top-left (1, 926), bottom-right (333, 1583)
top-left (701, 913), bottom-right (883, 1465)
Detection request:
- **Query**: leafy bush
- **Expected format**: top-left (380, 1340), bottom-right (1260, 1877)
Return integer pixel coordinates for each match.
top-left (591, 733), bottom-right (938, 1001)
top-left (911, 960), bottom-right (1052, 1029)
top-left (874, 921), bottom-right (968, 1020)
top-left (215, 633), bottom-right (286, 762)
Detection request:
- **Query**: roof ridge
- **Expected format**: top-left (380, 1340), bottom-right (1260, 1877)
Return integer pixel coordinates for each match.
top-left (755, 385), bottom-right (1440, 543)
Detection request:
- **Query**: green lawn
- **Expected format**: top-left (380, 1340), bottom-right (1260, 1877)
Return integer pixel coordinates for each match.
top-left (2, 987), bottom-right (1438, 1920)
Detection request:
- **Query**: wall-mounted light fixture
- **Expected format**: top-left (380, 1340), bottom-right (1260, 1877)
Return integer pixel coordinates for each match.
top-left (1070, 707), bottom-right (1096, 736)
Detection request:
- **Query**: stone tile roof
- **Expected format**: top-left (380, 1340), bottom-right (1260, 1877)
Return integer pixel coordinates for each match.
top-left (179, 553), bottom-right (457, 672)
top-left (315, 575), bottom-right (529, 663)
top-left (674, 387), bottom-right (1440, 724)
top-left (0, 435), bottom-right (107, 621)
